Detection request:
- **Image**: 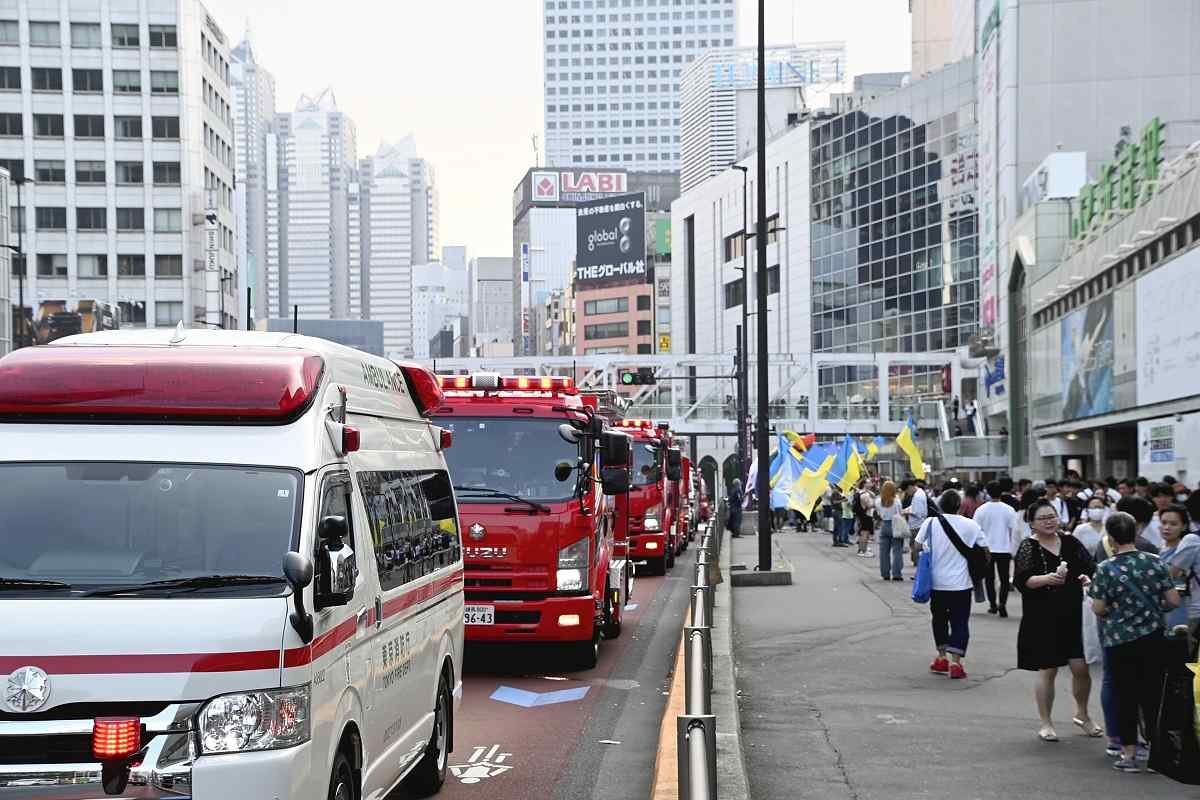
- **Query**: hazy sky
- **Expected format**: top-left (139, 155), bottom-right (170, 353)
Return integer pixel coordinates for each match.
top-left (202, 0), bottom-right (912, 260)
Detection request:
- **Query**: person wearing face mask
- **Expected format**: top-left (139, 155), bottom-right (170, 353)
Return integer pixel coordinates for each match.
top-left (1071, 495), bottom-right (1109, 553)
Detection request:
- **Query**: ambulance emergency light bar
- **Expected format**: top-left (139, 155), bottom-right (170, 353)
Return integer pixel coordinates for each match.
top-left (437, 374), bottom-right (577, 395)
top-left (0, 346), bottom-right (326, 422)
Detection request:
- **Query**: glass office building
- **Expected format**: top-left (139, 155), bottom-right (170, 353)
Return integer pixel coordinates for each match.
top-left (808, 60), bottom-right (978, 417)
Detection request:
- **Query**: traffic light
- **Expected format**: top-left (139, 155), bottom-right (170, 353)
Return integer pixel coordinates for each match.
top-left (619, 367), bottom-right (657, 386)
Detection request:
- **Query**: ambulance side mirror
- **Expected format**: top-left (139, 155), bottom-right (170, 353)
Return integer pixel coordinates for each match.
top-left (283, 552), bottom-right (314, 644)
top-left (314, 515), bottom-right (355, 611)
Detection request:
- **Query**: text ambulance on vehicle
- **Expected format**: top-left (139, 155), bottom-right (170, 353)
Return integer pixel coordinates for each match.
top-left (0, 329), bottom-right (464, 800)
top-left (433, 374), bottom-right (633, 669)
top-left (610, 420), bottom-right (683, 576)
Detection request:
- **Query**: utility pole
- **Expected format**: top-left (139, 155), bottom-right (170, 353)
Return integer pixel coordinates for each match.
top-left (733, 164), bottom-right (750, 480)
top-left (755, 0), bottom-right (772, 572)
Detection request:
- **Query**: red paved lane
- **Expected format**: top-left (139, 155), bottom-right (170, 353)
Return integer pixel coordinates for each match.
top-left (406, 568), bottom-right (674, 800)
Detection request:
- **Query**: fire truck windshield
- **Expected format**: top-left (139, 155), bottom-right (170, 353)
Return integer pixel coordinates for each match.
top-left (632, 442), bottom-right (661, 486)
top-left (436, 416), bottom-right (579, 502)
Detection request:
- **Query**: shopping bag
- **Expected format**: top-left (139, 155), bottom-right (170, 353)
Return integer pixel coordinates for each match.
top-left (1149, 636), bottom-right (1200, 784)
top-left (1082, 595), bottom-right (1103, 665)
top-left (911, 550), bottom-right (933, 604)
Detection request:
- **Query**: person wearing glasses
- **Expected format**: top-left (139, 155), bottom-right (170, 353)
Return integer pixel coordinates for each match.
top-left (1014, 498), bottom-right (1098, 743)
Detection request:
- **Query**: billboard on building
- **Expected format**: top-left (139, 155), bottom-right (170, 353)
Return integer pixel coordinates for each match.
top-left (574, 193), bottom-right (647, 288)
top-left (1060, 293), bottom-right (1114, 419)
top-left (513, 168), bottom-right (630, 219)
top-left (1137, 245), bottom-right (1200, 406)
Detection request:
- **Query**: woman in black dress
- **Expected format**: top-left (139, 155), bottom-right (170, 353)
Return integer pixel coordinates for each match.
top-left (1014, 498), bottom-right (1098, 742)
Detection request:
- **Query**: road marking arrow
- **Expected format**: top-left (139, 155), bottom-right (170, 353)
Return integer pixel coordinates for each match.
top-left (490, 685), bottom-right (590, 708)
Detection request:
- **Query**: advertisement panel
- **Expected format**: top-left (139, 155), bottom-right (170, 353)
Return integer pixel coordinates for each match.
top-left (1060, 293), bottom-right (1114, 419)
top-left (574, 193), bottom-right (646, 288)
top-left (977, 0), bottom-right (1000, 331)
top-left (1136, 245), bottom-right (1200, 406)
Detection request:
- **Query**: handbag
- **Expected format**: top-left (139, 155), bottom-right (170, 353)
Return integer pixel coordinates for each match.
top-left (912, 528), bottom-right (934, 604)
top-left (932, 508), bottom-right (989, 583)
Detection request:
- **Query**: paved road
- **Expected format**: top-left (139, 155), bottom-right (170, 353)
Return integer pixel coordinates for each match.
top-left (731, 528), bottom-right (1200, 800)
top-left (392, 550), bottom-right (692, 800)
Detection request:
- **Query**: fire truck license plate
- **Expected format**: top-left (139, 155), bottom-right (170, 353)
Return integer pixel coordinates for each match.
top-left (464, 605), bottom-right (495, 625)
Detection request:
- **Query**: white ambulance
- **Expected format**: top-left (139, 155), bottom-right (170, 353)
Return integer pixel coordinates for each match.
top-left (0, 329), bottom-right (465, 800)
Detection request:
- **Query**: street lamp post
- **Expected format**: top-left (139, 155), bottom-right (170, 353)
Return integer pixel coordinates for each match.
top-left (732, 165), bottom-right (750, 480)
top-left (8, 177), bottom-right (31, 348)
top-left (754, 0), bottom-right (772, 572)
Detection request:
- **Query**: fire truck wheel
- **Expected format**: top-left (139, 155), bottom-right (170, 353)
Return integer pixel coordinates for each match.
top-left (402, 673), bottom-right (451, 797)
top-left (647, 557), bottom-right (666, 576)
top-left (572, 629), bottom-right (601, 669)
top-left (603, 584), bottom-right (622, 639)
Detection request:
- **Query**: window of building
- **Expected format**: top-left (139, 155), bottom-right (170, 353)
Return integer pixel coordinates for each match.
top-left (31, 67), bottom-right (62, 92)
top-left (152, 161), bottom-right (181, 185)
top-left (152, 116), bottom-right (180, 139)
top-left (36, 254), bottom-right (67, 277)
top-left (112, 69), bottom-right (141, 93)
top-left (0, 113), bottom-right (20, 136)
top-left (111, 23), bottom-right (139, 48)
top-left (113, 116), bottom-right (141, 139)
top-left (35, 207), bottom-right (66, 230)
top-left (0, 21), bottom-right (17, 44)
top-left (29, 21), bottom-right (60, 47)
top-left (0, 158), bottom-right (24, 180)
top-left (154, 208), bottom-right (182, 232)
top-left (71, 22), bottom-right (101, 48)
top-left (77, 254), bottom-right (107, 277)
top-left (724, 277), bottom-right (744, 309)
top-left (723, 230), bottom-right (745, 262)
top-left (119, 301), bottom-right (146, 326)
top-left (636, 294), bottom-right (651, 311)
top-left (583, 296), bottom-right (628, 315)
top-left (72, 68), bottom-right (103, 93)
top-left (150, 71), bottom-right (179, 95)
top-left (73, 114), bottom-right (104, 138)
top-left (636, 343), bottom-right (652, 354)
top-left (155, 301), bottom-right (183, 327)
top-left (115, 161), bottom-right (144, 184)
top-left (154, 254), bottom-right (182, 277)
top-left (117, 254), bottom-right (146, 276)
top-left (116, 207), bottom-right (144, 230)
top-left (584, 321), bottom-right (629, 339)
top-left (34, 160), bottom-right (65, 183)
top-left (767, 264), bottom-right (780, 295)
top-left (34, 114), bottom-right (64, 138)
top-left (0, 66), bottom-right (19, 90)
top-left (148, 25), bottom-right (177, 48)
top-left (76, 207), bottom-right (106, 230)
top-left (76, 160), bottom-right (105, 184)
top-left (636, 319), bottom-right (652, 335)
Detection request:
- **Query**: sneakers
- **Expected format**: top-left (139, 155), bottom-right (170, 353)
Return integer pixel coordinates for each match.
top-left (930, 657), bottom-right (949, 674)
top-left (998, 606), bottom-right (1009, 618)
top-left (987, 606), bottom-right (999, 615)
top-left (1113, 758), bottom-right (1141, 773)
top-left (949, 663), bottom-right (966, 679)
top-left (865, 549), bottom-right (875, 557)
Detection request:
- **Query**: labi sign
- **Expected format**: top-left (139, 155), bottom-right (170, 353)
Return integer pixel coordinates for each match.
top-left (1071, 117), bottom-right (1165, 240)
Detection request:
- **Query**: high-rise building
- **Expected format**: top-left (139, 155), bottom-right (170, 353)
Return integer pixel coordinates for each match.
top-left (231, 33), bottom-right (276, 323)
top-left (542, 0), bottom-right (737, 171)
top-left (680, 43), bottom-right (847, 193)
top-left (467, 256), bottom-right (513, 356)
top-left (0, 3), bottom-right (239, 332)
top-left (267, 88), bottom-right (356, 320)
top-left (0, 169), bottom-right (9, 353)
top-left (411, 260), bottom-right (467, 360)
top-left (348, 137), bottom-right (439, 359)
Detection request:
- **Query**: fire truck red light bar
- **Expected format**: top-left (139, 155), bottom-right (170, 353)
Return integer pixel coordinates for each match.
top-left (93, 717), bottom-right (140, 759)
top-left (0, 347), bottom-right (325, 421)
top-left (616, 419), bottom-right (653, 428)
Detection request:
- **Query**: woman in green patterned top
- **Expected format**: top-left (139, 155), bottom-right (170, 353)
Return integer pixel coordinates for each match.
top-left (1089, 512), bottom-right (1181, 773)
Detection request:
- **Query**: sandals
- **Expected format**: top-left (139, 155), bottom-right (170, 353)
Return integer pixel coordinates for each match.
top-left (1072, 717), bottom-right (1104, 738)
top-left (1038, 727), bottom-right (1059, 742)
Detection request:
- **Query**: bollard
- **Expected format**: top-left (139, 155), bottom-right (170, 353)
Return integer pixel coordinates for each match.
top-left (696, 549), bottom-right (710, 567)
top-left (690, 586), bottom-right (708, 628)
top-left (694, 561), bottom-right (707, 588)
top-left (684, 625), bottom-right (713, 711)
top-left (677, 715), bottom-right (718, 800)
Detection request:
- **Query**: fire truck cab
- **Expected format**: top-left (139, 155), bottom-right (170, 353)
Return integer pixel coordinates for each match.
top-left (433, 375), bottom-right (632, 669)
top-left (610, 420), bottom-right (681, 576)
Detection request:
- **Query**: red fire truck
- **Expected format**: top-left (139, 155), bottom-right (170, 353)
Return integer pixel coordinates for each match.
top-left (434, 374), bottom-right (632, 668)
top-left (611, 419), bottom-right (682, 575)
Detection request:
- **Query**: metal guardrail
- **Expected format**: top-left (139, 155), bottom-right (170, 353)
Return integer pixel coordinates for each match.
top-left (678, 526), bottom-right (720, 800)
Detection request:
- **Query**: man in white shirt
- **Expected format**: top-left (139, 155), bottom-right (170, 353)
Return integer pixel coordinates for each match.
top-left (1045, 481), bottom-right (1070, 527)
top-left (973, 480), bottom-right (1020, 617)
top-left (915, 490), bottom-right (988, 679)
top-left (903, 480), bottom-right (929, 569)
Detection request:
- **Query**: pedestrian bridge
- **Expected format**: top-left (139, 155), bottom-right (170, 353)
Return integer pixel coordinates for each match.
top-left (423, 351), bottom-right (967, 437)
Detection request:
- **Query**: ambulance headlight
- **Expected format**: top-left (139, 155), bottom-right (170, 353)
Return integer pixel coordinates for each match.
top-left (643, 515), bottom-right (660, 531)
top-left (198, 685), bottom-right (310, 753)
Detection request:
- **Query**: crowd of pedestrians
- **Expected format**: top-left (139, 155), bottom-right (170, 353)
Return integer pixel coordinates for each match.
top-left (771, 470), bottom-right (1200, 776)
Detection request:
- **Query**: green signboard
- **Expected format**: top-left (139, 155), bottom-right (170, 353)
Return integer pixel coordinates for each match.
top-left (1071, 117), bottom-right (1165, 239)
top-left (654, 218), bottom-right (672, 256)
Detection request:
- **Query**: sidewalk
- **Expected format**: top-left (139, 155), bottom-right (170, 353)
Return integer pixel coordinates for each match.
top-left (729, 526), bottom-right (1193, 799)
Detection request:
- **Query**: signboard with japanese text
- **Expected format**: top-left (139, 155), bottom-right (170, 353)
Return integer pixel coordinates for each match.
top-left (574, 193), bottom-right (646, 288)
top-left (1071, 118), bottom-right (1165, 239)
top-left (977, 0), bottom-right (1000, 332)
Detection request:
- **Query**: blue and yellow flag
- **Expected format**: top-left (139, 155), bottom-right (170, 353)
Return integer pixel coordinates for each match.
top-left (895, 416), bottom-right (926, 480)
top-left (790, 447), bottom-right (836, 518)
top-left (866, 435), bottom-right (885, 461)
top-left (834, 435), bottom-right (863, 494)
